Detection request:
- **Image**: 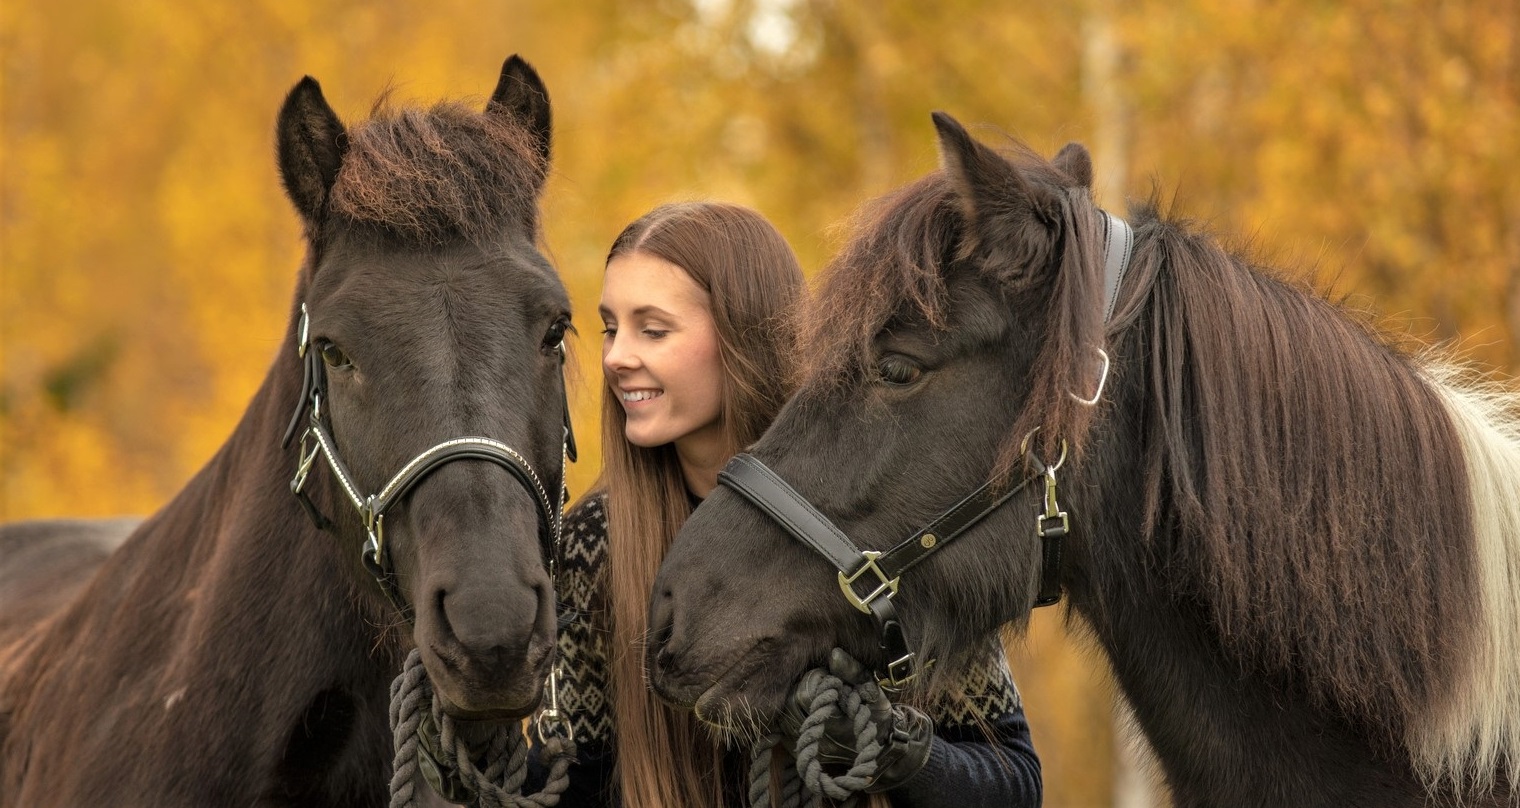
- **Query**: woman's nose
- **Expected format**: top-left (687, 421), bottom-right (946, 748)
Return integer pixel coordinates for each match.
top-left (603, 331), bottom-right (638, 372)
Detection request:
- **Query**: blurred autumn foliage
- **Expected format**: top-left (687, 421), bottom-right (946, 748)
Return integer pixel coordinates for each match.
top-left (2, 1), bottom-right (1516, 805)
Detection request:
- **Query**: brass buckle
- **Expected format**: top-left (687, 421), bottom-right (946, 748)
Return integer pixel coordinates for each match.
top-left (838, 550), bottom-right (900, 614)
top-left (881, 652), bottom-right (917, 690)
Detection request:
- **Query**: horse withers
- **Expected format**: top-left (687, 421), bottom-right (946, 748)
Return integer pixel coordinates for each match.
top-left (648, 113), bottom-right (1520, 806)
top-left (1, 56), bottom-right (571, 806)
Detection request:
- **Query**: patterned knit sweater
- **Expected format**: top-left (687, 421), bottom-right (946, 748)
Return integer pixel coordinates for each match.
top-left (532, 494), bottom-right (1043, 808)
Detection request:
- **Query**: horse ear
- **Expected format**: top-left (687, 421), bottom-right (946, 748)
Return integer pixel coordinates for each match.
top-left (276, 77), bottom-right (347, 227)
top-left (932, 111), bottom-right (1062, 279)
top-left (1052, 142), bottom-right (1093, 189)
top-left (933, 111), bottom-right (1060, 226)
top-left (487, 55), bottom-right (553, 187)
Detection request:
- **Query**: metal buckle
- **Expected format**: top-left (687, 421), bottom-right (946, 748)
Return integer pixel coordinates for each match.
top-left (838, 550), bottom-right (900, 614)
top-left (881, 652), bottom-right (917, 690)
top-left (291, 430), bottom-right (320, 494)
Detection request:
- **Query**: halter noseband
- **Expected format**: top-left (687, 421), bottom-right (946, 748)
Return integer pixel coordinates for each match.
top-left (281, 303), bottom-right (577, 623)
top-left (717, 210), bottom-right (1133, 690)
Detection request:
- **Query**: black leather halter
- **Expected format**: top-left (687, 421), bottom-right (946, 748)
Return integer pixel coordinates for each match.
top-left (281, 304), bottom-right (577, 622)
top-left (716, 211), bottom-right (1133, 689)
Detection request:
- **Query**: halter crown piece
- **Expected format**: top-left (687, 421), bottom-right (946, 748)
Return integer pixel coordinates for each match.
top-left (718, 208), bottom-right (1134, 690)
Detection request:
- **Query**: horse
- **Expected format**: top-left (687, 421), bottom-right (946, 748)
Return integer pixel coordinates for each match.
top-left (0, 55), bottom-right (574, 807)
top-left (647, 112), bottom-right (1520, 807)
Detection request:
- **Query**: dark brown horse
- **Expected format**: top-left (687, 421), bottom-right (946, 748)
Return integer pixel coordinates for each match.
top-left (0, 56), bottom-right (572, 806)
top-left (649, 113), bottom-right (1520, 806)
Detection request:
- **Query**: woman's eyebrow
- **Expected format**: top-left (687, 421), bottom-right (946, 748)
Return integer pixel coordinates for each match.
top-left (599, 303), bottom-right (679, 320)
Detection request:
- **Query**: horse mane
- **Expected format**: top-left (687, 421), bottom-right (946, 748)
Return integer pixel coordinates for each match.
top-left (329, 97), bottom-right (545, 246)
top-left (1120, 202), bottom-right (1520, 791)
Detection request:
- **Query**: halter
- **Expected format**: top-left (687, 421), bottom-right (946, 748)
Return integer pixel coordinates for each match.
top-left (280, 303), bottom-right (578, 625)
top-left (717, 210), bottom-right (1133, 690)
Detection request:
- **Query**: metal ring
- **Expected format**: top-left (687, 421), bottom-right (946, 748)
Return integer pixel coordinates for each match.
top-left (1018, 427), bottom-right (1068, 473)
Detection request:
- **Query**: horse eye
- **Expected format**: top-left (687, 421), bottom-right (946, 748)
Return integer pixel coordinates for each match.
top-left (319, 342), bottom-right (352, 369)
top-left (542, 318), bottom-right (570, 353)
top-left (877, 356), bottom-right (922, 387)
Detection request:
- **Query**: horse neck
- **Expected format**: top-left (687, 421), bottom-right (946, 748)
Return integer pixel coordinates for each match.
top-left (3, 314), bottom-right (400, 804)
top-left (1060, 227), bottom-right (1476, 805)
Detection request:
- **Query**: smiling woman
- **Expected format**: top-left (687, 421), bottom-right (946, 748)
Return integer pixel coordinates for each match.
top-left (600, 250), bottom-right (727, 493)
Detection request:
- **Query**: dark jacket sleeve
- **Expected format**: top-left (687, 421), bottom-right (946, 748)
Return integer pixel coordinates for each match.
top-left (886, 643), bottom-right (1043, 808)
top-left (526, 494), bottom-right (621, 807)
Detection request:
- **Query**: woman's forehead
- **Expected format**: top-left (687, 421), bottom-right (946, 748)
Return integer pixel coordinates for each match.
top-left (599, 252), bottom-right (711, 317)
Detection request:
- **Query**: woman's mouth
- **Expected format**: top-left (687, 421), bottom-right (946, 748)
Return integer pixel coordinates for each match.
top-left (621, 389), bottom-right (663, 403)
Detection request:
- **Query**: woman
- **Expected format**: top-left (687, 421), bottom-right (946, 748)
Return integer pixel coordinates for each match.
top-left (541, 201), bottom-right (1042, 807)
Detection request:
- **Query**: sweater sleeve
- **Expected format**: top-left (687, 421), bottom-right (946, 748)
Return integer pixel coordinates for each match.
top-left (526, 494), bottom-right (619, 806)
top-left (885, 641), bottom-right (1043, 808)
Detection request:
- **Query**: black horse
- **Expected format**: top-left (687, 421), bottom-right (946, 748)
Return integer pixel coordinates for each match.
top-left (1, 56), bottom-right (572, 806)
top-left (649, 113), bottom-right (1520, 806)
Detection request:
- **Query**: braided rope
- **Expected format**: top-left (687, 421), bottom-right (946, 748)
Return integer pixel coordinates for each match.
top-left (388, 649), bottom-right (576, 807)
top-left (748, 668), bottom-right (886, 808)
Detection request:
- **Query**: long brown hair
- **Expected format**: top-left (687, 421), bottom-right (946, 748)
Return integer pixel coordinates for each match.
top-left (595, 201), bottom-right (805, 807)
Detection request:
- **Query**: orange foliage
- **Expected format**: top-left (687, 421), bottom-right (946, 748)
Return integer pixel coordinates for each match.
top-left (3, 2), bottom-right (1515, 804)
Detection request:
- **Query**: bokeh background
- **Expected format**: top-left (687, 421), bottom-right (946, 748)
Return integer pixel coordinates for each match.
top-left (3, 1), bottom-right (1516, 804)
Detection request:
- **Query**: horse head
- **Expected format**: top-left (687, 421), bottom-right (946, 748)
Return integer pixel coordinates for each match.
top-left (648, 113), bottom-right (1109, 728)
top-left (276, 56), bottom-right (568, 720)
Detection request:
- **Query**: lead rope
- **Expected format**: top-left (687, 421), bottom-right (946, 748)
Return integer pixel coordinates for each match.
top-left (747, 667), bottom-right (890, 808)
top-left (387, 649), bottom-right (575, 807)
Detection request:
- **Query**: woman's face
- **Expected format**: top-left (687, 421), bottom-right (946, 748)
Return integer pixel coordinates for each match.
top-left (600, 251), bottom-right (725, 456)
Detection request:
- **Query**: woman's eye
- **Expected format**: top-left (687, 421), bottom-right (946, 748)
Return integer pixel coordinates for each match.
top-left (319, 342), bottom-right (352, 369)
top-left (642, 329), bottom-right (669, 339)
top-left (877, 356), bottom-right (922, 387)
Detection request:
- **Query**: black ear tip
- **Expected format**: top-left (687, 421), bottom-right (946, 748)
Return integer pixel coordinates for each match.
top-left (288, 76), bottom-right (323, 98)
top-left (930, 111), bottom-right (969, 141)
top-left (500, 54), bottom-right (541, 82)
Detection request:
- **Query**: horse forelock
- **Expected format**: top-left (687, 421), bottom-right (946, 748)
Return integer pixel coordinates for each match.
top-left (329, 99), bottom-right (544, 248)
top-left (1120, 207), bottom-right (1515, 789)
top-left (796, 174), bottom-right (959, 393)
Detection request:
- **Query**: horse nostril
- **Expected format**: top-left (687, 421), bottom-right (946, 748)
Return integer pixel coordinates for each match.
top-left (433, 586), bottom-right (452, 636)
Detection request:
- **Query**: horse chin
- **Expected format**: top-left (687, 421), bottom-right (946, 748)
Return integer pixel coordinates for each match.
top-left (430, 676), bottom-right (545, 721)
top-left (673, 650), bottom-right (799, 738)
top-left (420, 646), bottom-right (552, 721)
